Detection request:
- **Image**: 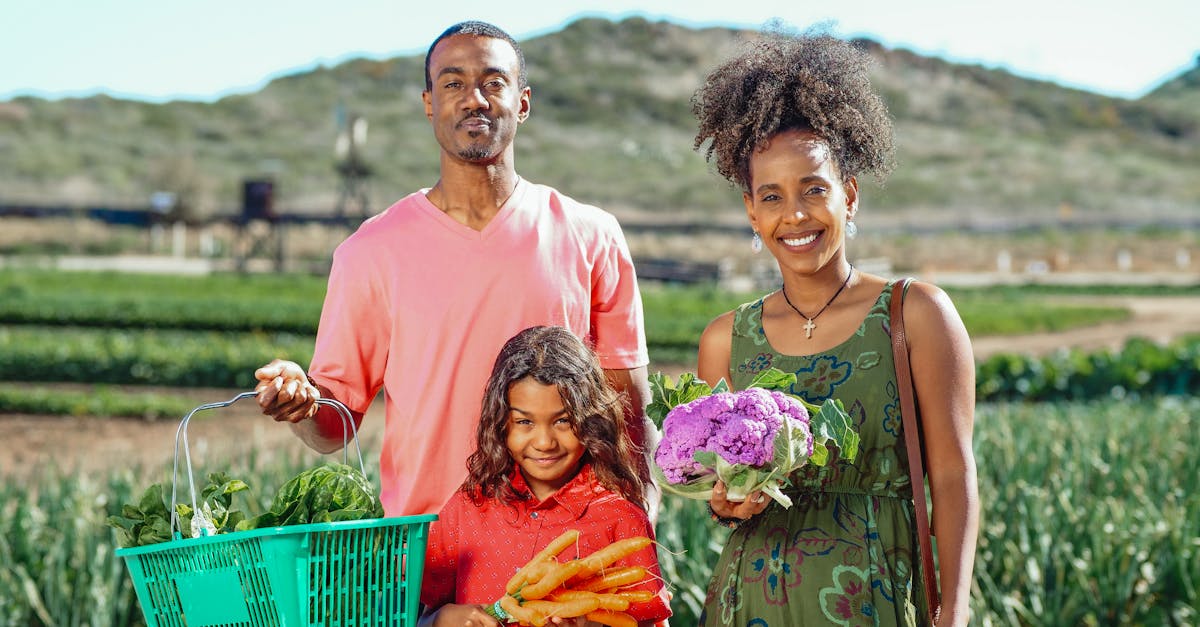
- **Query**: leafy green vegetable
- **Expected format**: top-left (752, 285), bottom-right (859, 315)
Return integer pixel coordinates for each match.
top-left (745, 368), bottom-right (860, 463)
top-left (109, 463), bottom-right (382, 546)
top-left (106, 472), bottom-right (250, 547)
top-left (646, 371), bottom-right (728, 429)
top-left (237, 462), bottom-right (383, 530)
top-left (649, 366), bottom-right (860, 508)
top-left (106, 483), bottom-right (174, 548)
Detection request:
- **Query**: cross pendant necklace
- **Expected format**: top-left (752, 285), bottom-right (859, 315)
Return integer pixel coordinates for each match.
top-left (781, 265), bottom-right (855, 339)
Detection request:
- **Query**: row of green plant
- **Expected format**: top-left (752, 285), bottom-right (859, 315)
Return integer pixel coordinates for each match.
top-left (0, 326), bottom-right (313, 389)
top-left (5, 324), bottom-right (1198, 409)
top-left (977, 335), bottom-right (1200, 401)
top-left (0, 384), bottom-right (194, 420)
top-left (2, 398), bottom-right (1195, 625)
top-left (0, 269), bottom-right (1136, 370)
top-left (971, 397), bottom-right (1199, 625)
top-left (0, 269), bottom-right (325, 334)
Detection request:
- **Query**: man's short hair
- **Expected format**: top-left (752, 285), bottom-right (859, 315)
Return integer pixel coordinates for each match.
top-left (424, 21), bottom-right (527, 91)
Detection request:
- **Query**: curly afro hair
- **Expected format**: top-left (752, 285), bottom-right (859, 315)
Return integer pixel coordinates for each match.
top-left (692, 27), bottom-right (895, 191)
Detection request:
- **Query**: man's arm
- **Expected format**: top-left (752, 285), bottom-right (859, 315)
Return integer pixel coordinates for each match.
top-left (603, 366), bottom-right (652, 457)
top-left (604, 366), bottom-right (661, 521)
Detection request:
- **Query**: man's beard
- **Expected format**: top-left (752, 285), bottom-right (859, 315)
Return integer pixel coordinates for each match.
top-left (457, 144), bottom-right (493, 161)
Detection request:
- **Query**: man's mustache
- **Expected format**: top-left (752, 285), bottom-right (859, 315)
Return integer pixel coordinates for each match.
top-left (458, 112), bottom-right (491, 126)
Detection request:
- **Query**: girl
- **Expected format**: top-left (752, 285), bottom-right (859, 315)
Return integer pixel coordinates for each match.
top-left (691, 29), bottom-right (979, 626)
top-left (419, 325), bottom-right (672, 627)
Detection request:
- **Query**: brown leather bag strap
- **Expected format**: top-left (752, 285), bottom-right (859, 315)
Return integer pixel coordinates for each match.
top-left (890, 278), bottom-right (940, 622)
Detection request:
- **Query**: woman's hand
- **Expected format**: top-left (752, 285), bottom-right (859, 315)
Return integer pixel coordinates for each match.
top-left (254, 359), bottom-right (319, 423)
top-left (709, 480), bottom-right (770, 520)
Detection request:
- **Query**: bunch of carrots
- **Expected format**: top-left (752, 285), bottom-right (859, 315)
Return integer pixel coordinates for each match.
top-left (485, 529), bottom-right (659, 627)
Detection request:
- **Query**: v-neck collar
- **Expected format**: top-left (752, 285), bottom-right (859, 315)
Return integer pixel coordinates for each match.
top-left (415, 177), bottom-right (530, 241)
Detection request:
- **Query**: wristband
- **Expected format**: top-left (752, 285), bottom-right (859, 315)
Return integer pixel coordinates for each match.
top-left (485, 600), bottom-right (510, 621)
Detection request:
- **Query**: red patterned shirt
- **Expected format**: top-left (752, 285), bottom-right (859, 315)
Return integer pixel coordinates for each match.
top-left (421, 464), bottom-right (672, 624)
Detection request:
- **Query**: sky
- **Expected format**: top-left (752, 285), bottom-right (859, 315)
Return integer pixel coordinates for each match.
top-left (3, 0), bottom-right (1197, 103)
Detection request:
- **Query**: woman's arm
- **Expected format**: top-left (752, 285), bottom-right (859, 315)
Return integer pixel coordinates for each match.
top-left (904, 282), bottom-right (980, 626)
top-left (696, 311), bottom-right (735, 389)
top-left (699, 312), bottom-right (770, 521)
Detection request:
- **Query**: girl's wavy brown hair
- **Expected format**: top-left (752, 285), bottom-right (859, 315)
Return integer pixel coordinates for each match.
top-left (463, 326), bottom-right (646, 509)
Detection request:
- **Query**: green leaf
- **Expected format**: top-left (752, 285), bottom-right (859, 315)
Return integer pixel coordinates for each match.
top-left (746, 367), bottom-right (797, 392)
top-left (241, 462), bottom-right (383, 529)
top-left (692, 451), bottom-right (719, 467)
top-left (809, 398), bottom-right (860, 462)
top-left (646, 372), bottom-right (673, 428)
top-left (648, 370), bottom-right (715, 428)
top-left (810, 441), bottom-right (829, 467)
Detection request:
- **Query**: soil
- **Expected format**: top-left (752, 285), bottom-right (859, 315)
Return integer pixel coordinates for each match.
top-left (2, 295), bottom-right (1199, 480)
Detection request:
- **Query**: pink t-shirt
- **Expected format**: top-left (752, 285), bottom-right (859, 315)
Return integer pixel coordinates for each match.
top-left (309, 178), bottom-right (648, 515)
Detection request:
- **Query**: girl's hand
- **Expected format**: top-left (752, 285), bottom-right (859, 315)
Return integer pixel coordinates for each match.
top-left (709, 480), bottom-right (770, 520)
top-left (419, 603), bottom-right (502, 627)
top-left (546, 617), bottom-right (592, 626)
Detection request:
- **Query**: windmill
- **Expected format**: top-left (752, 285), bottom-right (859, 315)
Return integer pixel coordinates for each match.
top-left (333, 105), bottom-right (372, 225)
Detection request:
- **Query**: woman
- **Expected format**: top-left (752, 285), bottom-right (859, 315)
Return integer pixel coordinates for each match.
top-left (691, 29), bottom-right (979, 626)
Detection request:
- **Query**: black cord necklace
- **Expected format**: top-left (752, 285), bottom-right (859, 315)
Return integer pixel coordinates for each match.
top-left (780, 265), bottom-right (855, 339)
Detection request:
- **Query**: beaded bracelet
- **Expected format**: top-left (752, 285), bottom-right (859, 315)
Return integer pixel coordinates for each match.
top-left (706, 502), bottom-right (743, 529)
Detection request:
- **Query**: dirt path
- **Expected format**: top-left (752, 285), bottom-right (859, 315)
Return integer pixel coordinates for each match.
top-left (2, 296), bottom-right (1198, 479)
top-left (0, 388), bottom-right (387, 480)
top-left (969, 295), bottom-right (1200, 359)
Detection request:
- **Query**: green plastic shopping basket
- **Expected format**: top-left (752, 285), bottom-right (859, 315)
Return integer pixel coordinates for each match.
top-left (115, 392), bottom-right (436, 627)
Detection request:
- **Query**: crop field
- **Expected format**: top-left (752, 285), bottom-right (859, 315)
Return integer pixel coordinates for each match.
top-left (2, 398), bottom-right (1195, 625)
top-left (0, 269), bottom-right (1198, 625)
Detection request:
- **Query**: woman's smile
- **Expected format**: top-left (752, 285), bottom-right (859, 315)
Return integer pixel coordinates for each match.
top-left (778, 230), bottom-right (821, 249)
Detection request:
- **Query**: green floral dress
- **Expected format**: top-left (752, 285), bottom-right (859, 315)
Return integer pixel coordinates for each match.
top-left (699, 282), bottom-right (929, 626)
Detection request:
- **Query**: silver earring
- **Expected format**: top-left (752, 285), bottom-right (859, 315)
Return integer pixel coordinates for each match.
top-left (751, 232), bottom-right (763, 253)
top-left (846, 220), bottom-right (858, 239)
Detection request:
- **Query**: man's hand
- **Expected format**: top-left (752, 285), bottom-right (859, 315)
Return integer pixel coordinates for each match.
top-left (254, 359), bottom-right (319, 423)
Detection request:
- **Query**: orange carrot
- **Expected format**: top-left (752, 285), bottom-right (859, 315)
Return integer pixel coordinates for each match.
top-left (570, 536), bottom-right (653, 581)
top-left (520, 560), bottom-right (585, 600)
top-left (523, 596), bottom-right (602, 619)
top-left (506, 529), bottom-right (581, 594)
top-left (519, 559), bottom-right (558, 588)
top-left (612, 589), bottom-right (655, 604)
top-left (549, 590), bottom-right (631, 611)
top-left (577, 566), bottom-right (648, 593)
top-left (500, 594), bottom-right (546, 627)
top-left (586, 610), bottom-right (638, 627)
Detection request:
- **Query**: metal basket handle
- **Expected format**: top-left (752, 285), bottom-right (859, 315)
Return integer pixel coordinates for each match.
top-left (168, 391), bottom-right (366, 538)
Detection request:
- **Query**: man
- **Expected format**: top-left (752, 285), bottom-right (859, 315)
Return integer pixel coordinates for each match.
top-left (254, 21), bottom-right (654, 518)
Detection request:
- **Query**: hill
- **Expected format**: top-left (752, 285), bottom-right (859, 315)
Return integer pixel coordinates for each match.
top-left (1, 16), bottom-right (1197, 227)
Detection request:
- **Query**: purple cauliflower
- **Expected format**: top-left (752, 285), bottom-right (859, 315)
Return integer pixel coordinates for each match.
top-left (654, 387), bottom-right (811, 484)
